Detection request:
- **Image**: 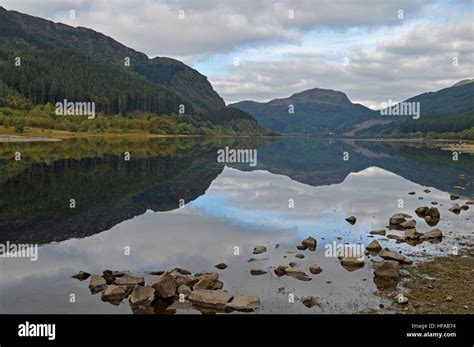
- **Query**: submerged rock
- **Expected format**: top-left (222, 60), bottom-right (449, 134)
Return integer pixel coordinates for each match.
top-left (370, 229), bottom-right (386, 235)
top-left (461, 204), bottom-right (469, 210)
top-left (374, 260), bottom-right (400, 280)
top-left (345, 216), bottom-right (357, 225)
top-left (225, 296), bottom-right (261, 312)
top-left (187, 290), bottom-right (233, 310)
top-left (253, 245), bottom-right (267, 254)
top-left (309, 264), bottom-right (322, 274)
top-left (274, 265), bottom-right (288, 277)
top-left (295, 254), bottom-right (305, 259)
top-left (449, 204), bottom-right (461, 214)
top-left (450, 194), bottom-right (460, 200)
top-left (214, 263), bottom-right (228, 270)
top-left (72, 271), bottom-right (90, 281)
top-left (301, 296), bottom-right (320, 308)
top-left (88, 275), bottom-right (107, 294)
top-left (250, 268), bottom-right (267, 275)
top-left (283, 267), bottom-right (312, 281)
top-left (341, 257), bottom-right (365, 270)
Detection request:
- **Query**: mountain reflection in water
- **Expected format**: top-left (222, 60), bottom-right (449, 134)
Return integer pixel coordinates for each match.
top-left (0, 138), bottom-right (472, 314)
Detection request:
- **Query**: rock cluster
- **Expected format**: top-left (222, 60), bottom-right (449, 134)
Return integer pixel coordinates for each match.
top-left (76, 268), bottom-right (261, 314)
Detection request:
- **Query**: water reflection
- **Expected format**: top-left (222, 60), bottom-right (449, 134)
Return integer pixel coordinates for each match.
top-left (0, 138), bottom-right (472, 314)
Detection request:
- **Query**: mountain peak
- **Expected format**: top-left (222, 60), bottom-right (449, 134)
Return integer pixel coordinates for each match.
top-left (288, 87), bottom-right (350, 103)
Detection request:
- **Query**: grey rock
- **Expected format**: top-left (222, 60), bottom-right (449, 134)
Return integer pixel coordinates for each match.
top-left (149, 272), bottom-right (177, 299)
top-left (253, 245), bottom-right (267, 254)
top-left (309, 264), bottom-right (323, 274)
top-left (129, 286), bottom-right (155, 307)
top-left (187, 290), bottom-right (233, 310)
top-left (72, 271), bottom-right (90, 281)
top-left (250, 268), bottom-right (267, 275)
top-left (88, 275), bottom-right (107, 294)
top-left (225, 296), bottom-right (261, 312)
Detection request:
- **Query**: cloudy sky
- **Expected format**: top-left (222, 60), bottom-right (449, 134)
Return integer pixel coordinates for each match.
top-left (1, 0), bottom-right (473, 108)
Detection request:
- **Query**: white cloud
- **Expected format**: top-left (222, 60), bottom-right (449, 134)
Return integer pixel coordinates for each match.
top-left (216, 18), bottom-right (474, 106)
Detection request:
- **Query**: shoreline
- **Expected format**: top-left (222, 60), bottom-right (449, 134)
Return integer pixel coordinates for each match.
top-left (394, 247), bottom-right (474, 314)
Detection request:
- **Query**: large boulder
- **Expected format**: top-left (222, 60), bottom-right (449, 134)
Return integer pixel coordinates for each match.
top-left (187, 290), bottom-right (233, 310)
top-left (115, 275), bottom-right (145, 287)
top-left (341, 257), bottom-right (365, 270)
top-left (225, 296), bottom-right (261, 312)
top-left (366, 240), bottom-right (382, 252)
top-left (88, 275), bottom-right (107, 294)
top-left (415, 206), bottom-right (429, 217)
top-left (399, 220), bottom-right (416, 229)
top-left (101, 285), bottom-right (126, 305)
top-left (374, 260), bottom-right (400, 279)
top-left (420, 228), bottom-right (443, 240)
top-left (370, 229), bottom-right (386, 235)
top-left (193, 274), bottom-right (223, 290)
top-left (170, 269), bottom-right (197, 287)
top-left (427, 207), bottom-right (440, 218)
top-left (404, 229), bottom-right (421, 240)
top-left (378, 249), bottom-right (413, 265)
top-left (389, 213), bottom-right (407, 225)
top-left (129, 286), bottom-right (155, 307)
top-left (149, 272), bottom-right (177, 299)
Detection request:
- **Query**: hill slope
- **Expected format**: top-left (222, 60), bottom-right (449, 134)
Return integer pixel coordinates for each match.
top-left (358, 81), bottom-right (474, 137)
top-left (230, 88), bottom-right (377, 135)
top-left (0, 6), bottom-right (224, 115)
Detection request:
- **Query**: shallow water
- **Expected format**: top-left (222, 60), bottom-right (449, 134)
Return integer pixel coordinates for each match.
top-left (0, 138), bottom-right (472, 314)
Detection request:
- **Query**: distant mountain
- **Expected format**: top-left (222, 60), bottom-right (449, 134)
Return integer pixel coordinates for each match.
top-left (452, 79), bottom-right (474, 88)
top-left (230, 87), bottom-right (377, 135)
top-left (396, 80), bottom-right (474, 117)
top-left (0, 6), bottom-right (227, 116)
top-left (358, 81), bottom-right (474, 137)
